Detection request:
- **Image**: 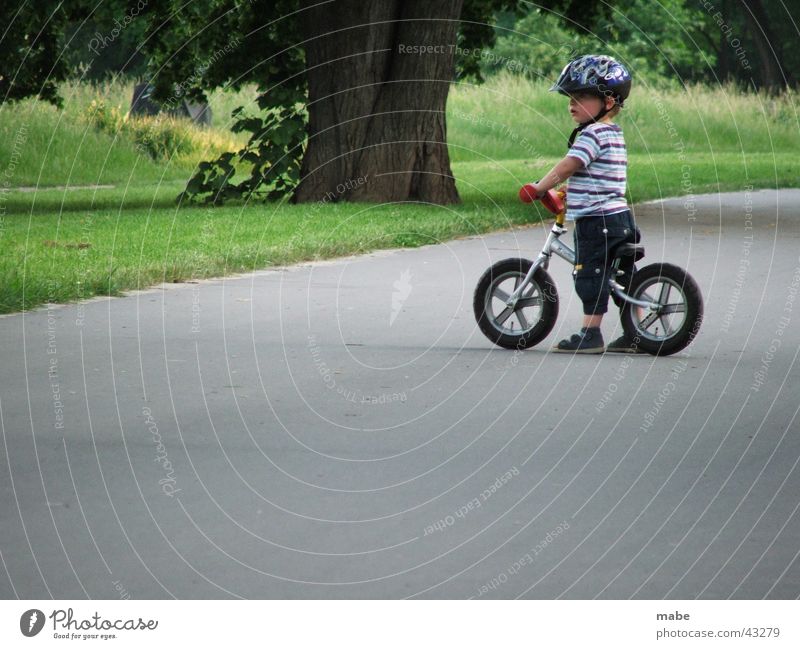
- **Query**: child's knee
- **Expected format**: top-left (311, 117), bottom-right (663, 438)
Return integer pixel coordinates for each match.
top-left (574, 268), bottom-right (609, 314)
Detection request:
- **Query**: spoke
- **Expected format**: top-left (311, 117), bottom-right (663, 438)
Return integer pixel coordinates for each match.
top-left (516, 308), bottom-right (530, 330)
top-left (640, 310), bottom-right (659, 329)
top-left (493, 287), bottom-right (511, 302)
top-left (661, 302), bottom-right (686, 314)
top-left (657, 282), bottom-right (672, 306)
top-left (495, 306), bottom-right (514, 326)
top-left (659, 315), bottom-right (673, 336)
top-left (517, 296), bottom-right (543, 308)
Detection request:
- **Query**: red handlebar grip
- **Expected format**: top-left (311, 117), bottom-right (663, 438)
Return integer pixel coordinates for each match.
top-left (519, 183), bottom-right (538, 203)
top-left (519, 184), bottom-right (565, 215)
top-left (541, 190), bottom-right (565, 215)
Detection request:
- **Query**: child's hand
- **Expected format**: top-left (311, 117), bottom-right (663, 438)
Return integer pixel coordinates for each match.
top-left (519, 183), bottom-right (542, 203)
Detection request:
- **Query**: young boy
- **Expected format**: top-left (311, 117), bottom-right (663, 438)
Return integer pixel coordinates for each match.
top-left (528, 54), bottom-right (641, 354)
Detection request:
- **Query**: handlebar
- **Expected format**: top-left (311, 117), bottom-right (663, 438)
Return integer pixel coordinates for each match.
top-left (519, 184), bottom-right (567, 226)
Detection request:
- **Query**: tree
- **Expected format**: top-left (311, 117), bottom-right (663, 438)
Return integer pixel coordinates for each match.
top-left (739, 0), bottom-right (794, 92)
top-left (295, 1), bottom-right (464, 204)
top-left (0, 1), bottom-right (71, 106)
top-left (4, 1), bottom-right (648, 205)
top-left (145, 0), bottom-right (530, 205)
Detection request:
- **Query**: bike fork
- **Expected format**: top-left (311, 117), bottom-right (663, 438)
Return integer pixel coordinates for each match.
top-left (506, 226), bottom-right (572, 306)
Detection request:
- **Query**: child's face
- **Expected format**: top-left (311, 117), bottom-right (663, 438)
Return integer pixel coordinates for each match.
top-left (568, 93), bottom-right (611, 123)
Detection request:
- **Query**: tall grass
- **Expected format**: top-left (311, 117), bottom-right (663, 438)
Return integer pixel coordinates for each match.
top-left (1, 74), bottom-right (796, 189)
top-left (447, 73), bottom-right (800, 162)
top-left (0, 79), bottom-right (254, 187)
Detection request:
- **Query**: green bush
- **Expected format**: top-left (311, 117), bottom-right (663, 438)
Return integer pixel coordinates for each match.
top-left (83, 98), bottom-right (238, 162)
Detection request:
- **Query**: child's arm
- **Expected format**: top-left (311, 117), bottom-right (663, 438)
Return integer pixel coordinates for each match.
top-left (529, 155), bottom-right (583, 196)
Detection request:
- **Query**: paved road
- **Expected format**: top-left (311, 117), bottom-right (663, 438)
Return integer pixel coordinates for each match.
top-left (1, 189), bottom-right (799, 599)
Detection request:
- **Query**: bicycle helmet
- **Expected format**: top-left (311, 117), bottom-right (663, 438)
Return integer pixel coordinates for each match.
top-left (551, 54), bottom-right (632, 146)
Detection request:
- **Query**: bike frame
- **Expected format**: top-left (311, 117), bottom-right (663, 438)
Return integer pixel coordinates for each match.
top-left (505, 218), bottom-right (661, 312)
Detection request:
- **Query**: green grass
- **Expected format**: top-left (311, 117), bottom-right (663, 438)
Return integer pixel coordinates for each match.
top-left (447, 74), bottom-right (800, 161)
top-left (0, 74), bottom-right (797, 314)
top-left (0, 79), bottom-right (253, 188)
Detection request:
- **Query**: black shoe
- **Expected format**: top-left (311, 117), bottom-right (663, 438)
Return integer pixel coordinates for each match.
top-left (605, 335), bottom-right (645, 354)
top-left (552, 327), bottom-right (605, 354)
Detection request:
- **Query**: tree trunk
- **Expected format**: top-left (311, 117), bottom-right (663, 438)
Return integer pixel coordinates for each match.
top-left (740, 0), bottom-right (788, 92)
top-left (294, 0), bottom-right (463, 205)
top-left (717, 0), bottom-right (732, 82)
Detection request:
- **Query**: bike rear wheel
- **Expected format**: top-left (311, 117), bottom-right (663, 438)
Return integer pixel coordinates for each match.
top-left (473, 258), bottom-right (559, 350)
top-left (620, 262), bottom-right (703, 356)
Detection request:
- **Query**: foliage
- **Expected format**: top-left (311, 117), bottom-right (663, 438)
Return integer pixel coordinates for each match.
top-left (0, 1), bottom-right (71, 106)
top-left (62, 0), bottom-right (150, 80)
top-left (484, 0), bottom-right (799, 91)
top-left (141, 0), bottom-right (307, 203)
top-left (146, 1), bottom-right (597, 204)
top-left (6, 0), bottom-right (796, 206)
top-left (82, 98), bottom-right (238, 162)
top-left (177, 93), bottom-right (307, 204)
top-left (483, 1), bottom-right (710, 88)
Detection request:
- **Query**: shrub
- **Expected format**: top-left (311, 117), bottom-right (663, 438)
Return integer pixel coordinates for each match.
top-left (83, 99), bottom-right (238, 162)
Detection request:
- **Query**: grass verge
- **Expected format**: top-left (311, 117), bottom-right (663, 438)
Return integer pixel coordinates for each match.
top-left (1, 151), bottom-right (796, 314)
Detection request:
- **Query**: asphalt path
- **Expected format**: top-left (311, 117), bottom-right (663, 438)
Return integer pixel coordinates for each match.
top-left (1, 189), bottom-right (799, 599)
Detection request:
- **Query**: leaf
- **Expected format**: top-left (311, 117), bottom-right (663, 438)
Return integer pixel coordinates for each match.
top-left (185, 173), bottom-right (206, 196)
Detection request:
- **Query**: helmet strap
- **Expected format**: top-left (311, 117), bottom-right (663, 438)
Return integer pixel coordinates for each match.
top-left (567, 99), bottom-right (613, 148)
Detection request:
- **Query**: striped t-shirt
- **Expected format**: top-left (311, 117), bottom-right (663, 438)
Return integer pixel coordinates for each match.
top-left (565, 122), bottom-right (628, 220)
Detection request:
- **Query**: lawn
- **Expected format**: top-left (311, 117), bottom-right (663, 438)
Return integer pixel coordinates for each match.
top-left (1, 75), bottom-right (797, 314)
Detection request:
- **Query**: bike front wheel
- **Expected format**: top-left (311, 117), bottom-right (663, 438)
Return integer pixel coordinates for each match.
top-left (473, 258), bottom-right (559, 350)
top-left (620, 263), bottom-right (703, 356)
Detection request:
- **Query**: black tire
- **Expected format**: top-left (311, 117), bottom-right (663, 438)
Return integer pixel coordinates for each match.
top-left (473, 258), bottom-right (559, 350)
top-left (620, 263), bottom-right (703, 356)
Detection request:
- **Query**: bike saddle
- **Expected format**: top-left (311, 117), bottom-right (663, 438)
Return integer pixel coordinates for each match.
top-left (614, 243), bottom-right (645, 261)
